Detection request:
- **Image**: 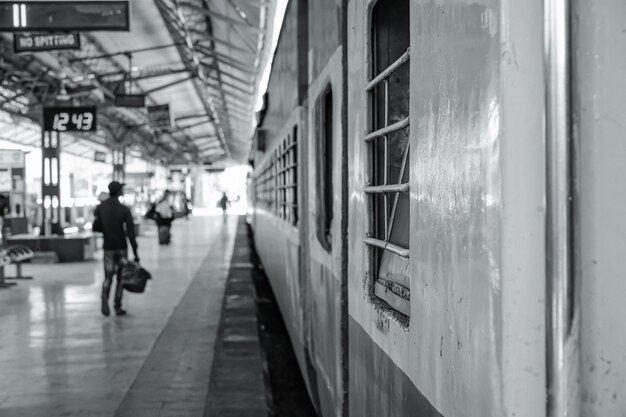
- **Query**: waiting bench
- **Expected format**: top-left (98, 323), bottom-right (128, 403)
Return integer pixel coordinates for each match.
top-left (0, 245), bottom-right (34, 289)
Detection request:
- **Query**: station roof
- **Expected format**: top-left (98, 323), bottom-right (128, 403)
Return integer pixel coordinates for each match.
top-left (0, 0), bottom-right (278, 165)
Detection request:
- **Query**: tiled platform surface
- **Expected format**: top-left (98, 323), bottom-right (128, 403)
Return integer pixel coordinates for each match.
top-left (0, 215), bottom-right (269, 417)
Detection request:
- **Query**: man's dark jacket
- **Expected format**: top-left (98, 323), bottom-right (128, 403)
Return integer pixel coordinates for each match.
top-left (94, 197), bottom-right (138, 257)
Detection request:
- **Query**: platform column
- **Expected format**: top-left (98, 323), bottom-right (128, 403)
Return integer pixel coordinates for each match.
top-left (41, 130), bottom-right (62, 235)
top-left (112, 148), bottom-right (126, 182)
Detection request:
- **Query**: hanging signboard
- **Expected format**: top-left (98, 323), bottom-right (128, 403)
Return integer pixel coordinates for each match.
top-left (0, 1), bottom-right (130, 32)
top-left (0, 150), bottom-right (25, 169)
top-left (94, 151), bottom-right (107, 163)
top-left (0, 169), bottom-right (11, 193)
top-left (43, 106), bottom-right (97, 132)
top-left (14, 32), bottom-right (81, 52)
top-left (115, 94), bottom-right (146, 108)
top-left (147, 104), bottom-right (171, 131)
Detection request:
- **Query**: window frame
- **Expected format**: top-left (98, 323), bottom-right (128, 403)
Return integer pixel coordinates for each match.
top-left (316, 84), bottom-right (334, 252)
top-left (365, 0), bottom-right (411, 317)
top-left (254, 124), bottom-right (299, 227)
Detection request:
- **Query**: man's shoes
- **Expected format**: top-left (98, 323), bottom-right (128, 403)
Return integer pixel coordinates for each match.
top-left (115, 308), bottom-right (127, 316)
top-left (101, 299), bottom-right (110, 317)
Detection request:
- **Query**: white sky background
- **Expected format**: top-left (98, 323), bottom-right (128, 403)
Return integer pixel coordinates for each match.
top-left (256, 0), bottom-right (289, 110)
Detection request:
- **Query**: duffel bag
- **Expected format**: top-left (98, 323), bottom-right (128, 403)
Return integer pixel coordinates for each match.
top-left (121, 261), bottom-right (152, 293)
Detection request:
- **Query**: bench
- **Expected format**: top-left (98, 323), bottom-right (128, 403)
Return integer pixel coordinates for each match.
top-left (0, 245), bottom-right (34, 289)
top-left (0, 251), bottom-right (15, 288)
top-left (7, 233), bottom-right (95, 262)
top-left (5, 245), bottom-right (34, 280)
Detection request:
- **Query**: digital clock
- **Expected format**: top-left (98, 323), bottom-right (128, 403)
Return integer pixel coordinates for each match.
top-left (43, 107), bottom-right (97, 132)
top-left (0, 1), bottom-right (130, 32)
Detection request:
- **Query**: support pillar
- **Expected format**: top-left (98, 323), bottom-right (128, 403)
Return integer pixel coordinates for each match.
top-left (41, 131), bottom-right (62, 235)
top-left (112, 148), bottom-right (126, 182)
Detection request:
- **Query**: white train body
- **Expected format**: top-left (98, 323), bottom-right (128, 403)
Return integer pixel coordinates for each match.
top-left (248, 1), bottom-right (626, 416)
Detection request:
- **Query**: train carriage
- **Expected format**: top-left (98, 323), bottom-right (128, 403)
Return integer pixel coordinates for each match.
top-left (249, 0), bottom-right (626, 416)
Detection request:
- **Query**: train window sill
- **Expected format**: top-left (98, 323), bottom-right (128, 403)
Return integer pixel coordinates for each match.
top-left (369, 295), bottom-right (410, 331)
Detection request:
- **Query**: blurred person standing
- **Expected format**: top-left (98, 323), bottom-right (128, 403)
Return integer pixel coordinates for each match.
top-left (155, 190), bottom-right (174, 245)
top-left (218, 192), bottom-right (229, 215)
top-left (93, 181), bottom-right (139, 316)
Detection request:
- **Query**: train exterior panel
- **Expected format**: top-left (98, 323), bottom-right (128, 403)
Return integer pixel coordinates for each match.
top-left (305, 46), bottom-right (346, 417)
top-left (250, 1), bottom-right (347, 416)
top-left (347, 1), bottom-right (547, 416)
top-left (575, 0), bottom-right (626, 414)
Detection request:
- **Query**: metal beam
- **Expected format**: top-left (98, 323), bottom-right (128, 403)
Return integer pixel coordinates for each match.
top-left (97, 65), bottom-right (189, 81)
top-left (70, 43), bottom-right (184, 63)
top-left (193, 35), bottom-right (255, 55)
top-left (179, 2), bottom-right (262, 33)
top-left (175, 113), bottom-right (213, 122)
top-left (154, 0), bottom-right (232, 160)
top-left (197, 47), bottom-right (255, 72)
top-left (143, 75), bottom-right (197, 95)
top-left (173, 119), bottom-right (214, 131)
top-left (203, 64), bottom-right (252, 86)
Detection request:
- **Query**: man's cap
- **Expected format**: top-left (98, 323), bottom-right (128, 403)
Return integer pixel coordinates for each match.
top-left (108, 181), bottom-right (125, 195)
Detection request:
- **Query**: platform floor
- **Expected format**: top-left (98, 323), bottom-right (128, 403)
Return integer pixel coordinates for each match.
top-left (0, 215), bottom-right (268, 417)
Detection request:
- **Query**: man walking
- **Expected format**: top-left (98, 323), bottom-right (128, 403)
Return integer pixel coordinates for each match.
top-left (93, 181), bottom-right (139, 316)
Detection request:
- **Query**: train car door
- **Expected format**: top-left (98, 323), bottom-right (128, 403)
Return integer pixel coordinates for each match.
top-left (303, 1), bottom-right (348, 414)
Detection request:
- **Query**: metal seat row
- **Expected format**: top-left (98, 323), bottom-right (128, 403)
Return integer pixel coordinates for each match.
top-left (0, 245), bottom-right (34, 288)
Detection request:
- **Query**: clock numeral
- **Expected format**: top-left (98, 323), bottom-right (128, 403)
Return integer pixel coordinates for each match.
top-left (82, 112), bottom-right (93, 130)
top-left (13, 4), bottom-right (26, 28)
top-left (52, 113), bottom-right (69, 131)
top-left (71, 113), bottom-right (83, 129)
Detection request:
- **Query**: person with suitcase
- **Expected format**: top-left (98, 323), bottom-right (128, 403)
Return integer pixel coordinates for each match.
top-left (93, 181), bottom-right (139, 316)
top-left (154, 190), bottom-right (174, 245)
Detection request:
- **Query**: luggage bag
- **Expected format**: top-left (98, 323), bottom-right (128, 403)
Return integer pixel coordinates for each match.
top-left (121, 261), bottom-right (152, 293)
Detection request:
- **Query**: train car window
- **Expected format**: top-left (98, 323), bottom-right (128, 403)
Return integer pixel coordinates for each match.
top-left (365, 0), bottom-right (411, 316)
top-left (274, 128), bottom-right (299, 225)
top-left (279, 140), bottom-right (286, 220)
top-left (316, 86), bottom-right (334, 251)
top-left (272, 149), bottom-right (280, 217)
top-left (292, 125), bottom-right (298, 225)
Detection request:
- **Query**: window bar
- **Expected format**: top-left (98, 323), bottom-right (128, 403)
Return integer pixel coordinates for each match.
top-left (383, 78), bottom-right (390, 241)
top-left (388, 142), bottom-right (410, 235)
top-left (364, 237), bottom-right (409, 258)
top-left (365, 48), bottom-right (410, 92)
top-left (363, 183), bottom-right (409, 194)
top-left (365, 117), bottom-right (410, 142)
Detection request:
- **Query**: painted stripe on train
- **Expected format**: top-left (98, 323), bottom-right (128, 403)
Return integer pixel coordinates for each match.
top-left (349, 317), bottom-right (444, 417)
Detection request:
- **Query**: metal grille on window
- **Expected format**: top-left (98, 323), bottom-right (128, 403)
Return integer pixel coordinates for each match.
top-left (365, 0), bottom-right (411, 316)
top-left (291, 126), bottom-right (298, 225)
top-left (256, 158), bottom-right (275, 212)
top-left (277, 130), bottom-right (298, 225)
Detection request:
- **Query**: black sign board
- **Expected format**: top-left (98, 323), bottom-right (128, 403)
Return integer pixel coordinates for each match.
top-left (94, 151), bottom-right (107, 163)
top-left (43, 106), bottom-right (97, 132)
top-left (14, 32), bottom-right (80, 52)
top-left (147, 104), bottom-right (171, 131)
top-left (0, 1), bottom-right (130, 32)
top-left (115, 94), bottom-right (146, 108)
